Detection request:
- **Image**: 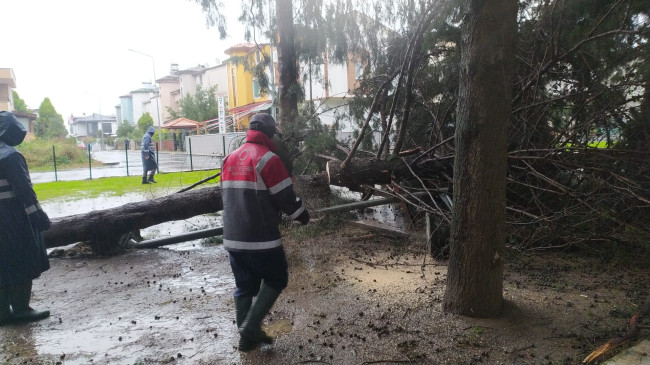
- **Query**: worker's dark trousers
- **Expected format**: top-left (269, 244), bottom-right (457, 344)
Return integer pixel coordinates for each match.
top-left (228, 247), bottom-right (288, 298)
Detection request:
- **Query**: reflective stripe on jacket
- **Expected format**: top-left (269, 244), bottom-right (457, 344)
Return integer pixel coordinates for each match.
top-left (221, 130), bottom-right (305, 251)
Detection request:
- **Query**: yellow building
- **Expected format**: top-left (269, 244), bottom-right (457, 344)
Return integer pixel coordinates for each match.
top-left (224, 43), bottom-right (275, 131)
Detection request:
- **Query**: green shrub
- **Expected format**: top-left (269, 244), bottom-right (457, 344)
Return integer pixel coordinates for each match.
top-left (16, 138), bottom-right (88, 169)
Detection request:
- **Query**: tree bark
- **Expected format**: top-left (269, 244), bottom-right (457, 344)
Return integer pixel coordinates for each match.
top-left (45, 187), bottom-right (223, 254)
top-left (326, 159), bottom-right (411, 191)
top-left (442, 0), bottom-right (518, 317)
top-left (276, 0), bottom-right (298, 128)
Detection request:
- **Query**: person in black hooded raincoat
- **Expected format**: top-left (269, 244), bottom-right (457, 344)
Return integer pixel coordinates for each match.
top-left (141, 126), bottom-right (158, 184)
top-left (0, 111), bottom-right (51, 325)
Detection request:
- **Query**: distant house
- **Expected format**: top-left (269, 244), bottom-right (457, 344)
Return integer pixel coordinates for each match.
top-left (13, 110), bottom-right (37, 134)
top-left (0, 68), bottom-right (16, 112)
top-left (157, 74), bottom-right (180, 122)
top-left (156, 62), bottom-right (229, 123)
top-left (68, 113), bottom-right (117, 138)
top-left (117, 94), bottom-right (134, 124)
top-left (113, 83), bottom-right (159, 128)
top-left (131, 83), bottom-right (159, 126)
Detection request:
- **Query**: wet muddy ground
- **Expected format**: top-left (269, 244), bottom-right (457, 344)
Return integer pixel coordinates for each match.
top-left (1, 196), bottom-right (648, 364)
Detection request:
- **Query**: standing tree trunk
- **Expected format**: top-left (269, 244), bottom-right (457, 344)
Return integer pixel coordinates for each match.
top-left (443, 0), bottom-right (518, 317)
top-left (276, 0), bottom-right (299, 128)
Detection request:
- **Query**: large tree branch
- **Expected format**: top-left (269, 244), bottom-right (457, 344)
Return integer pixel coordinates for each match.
top-left (45, 187), bottom-right (223, 254)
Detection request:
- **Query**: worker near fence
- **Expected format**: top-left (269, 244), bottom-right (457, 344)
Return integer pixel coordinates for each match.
top-left (0, 111), bottom-right (51, 325)
top-left (221, 112), bottom-right (310, 351)
top-left (141, 126), bottom-right (158, 184)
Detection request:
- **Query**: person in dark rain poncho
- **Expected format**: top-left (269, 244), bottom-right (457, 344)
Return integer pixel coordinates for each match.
top-left (0, 111), bottom-right (51, 325)
top-left (141, 126), bottom-right (158, 184)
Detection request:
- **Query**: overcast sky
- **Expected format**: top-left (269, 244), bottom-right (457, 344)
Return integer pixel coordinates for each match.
top-left (4, 0), bottom-right (249, 120)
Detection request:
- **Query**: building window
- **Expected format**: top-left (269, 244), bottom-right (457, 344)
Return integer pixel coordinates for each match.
top-left (253, 79), bottom-right (261, 99)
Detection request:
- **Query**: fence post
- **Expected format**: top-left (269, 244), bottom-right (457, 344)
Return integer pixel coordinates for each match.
top-left (156, 142), bottom-right (161, 173)
top-left (52, 146), bottom-right (58, 182)
top-left (189, 137), bottom-right (194, 171)
top-left (87, 144), bottom-right (92, 180)
top-left (125, 139), bottom-right (130, 176)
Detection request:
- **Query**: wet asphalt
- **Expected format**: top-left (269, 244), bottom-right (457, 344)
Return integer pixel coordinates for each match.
top-left (30, 150), bottom-right (223, 184)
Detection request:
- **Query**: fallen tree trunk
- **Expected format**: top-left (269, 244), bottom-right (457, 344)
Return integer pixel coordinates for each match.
top-left (45, 187), bottom-right (223, 254)
top-left (326, 159), bottom-right (411, 191)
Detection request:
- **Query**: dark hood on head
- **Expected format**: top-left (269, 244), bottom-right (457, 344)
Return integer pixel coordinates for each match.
top-left (147, 126), bottom-right (156, 135)
top-left (0, 111), bottom-right (27, 146)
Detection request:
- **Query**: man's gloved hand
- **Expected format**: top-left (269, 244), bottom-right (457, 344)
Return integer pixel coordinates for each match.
top-left (31, 210), bottom-right (52, 232)
top-left (296, 210), bottom-right (310, 225)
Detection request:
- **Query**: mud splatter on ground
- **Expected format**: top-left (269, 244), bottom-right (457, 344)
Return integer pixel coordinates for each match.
top-left (1, 219), bottom-right (648, 364)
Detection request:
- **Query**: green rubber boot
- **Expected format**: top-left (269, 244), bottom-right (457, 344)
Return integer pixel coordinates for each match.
top-left (234, 295), bottom-right (252, 328)
top-left (9, 281), bottom-right (50, 324)
top-left (238, 284), bottom-right (280, 351)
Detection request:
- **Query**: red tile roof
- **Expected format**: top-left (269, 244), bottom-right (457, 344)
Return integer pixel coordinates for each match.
top-left (162, 117), bottom-right (203, 130)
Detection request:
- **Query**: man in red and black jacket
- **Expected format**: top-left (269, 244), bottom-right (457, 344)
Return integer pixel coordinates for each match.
top-left (221, 113), bottom-right (309, 351)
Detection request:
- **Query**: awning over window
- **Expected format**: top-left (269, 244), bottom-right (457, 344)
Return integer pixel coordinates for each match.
top-left (228, 100), bottom-right (272, 116)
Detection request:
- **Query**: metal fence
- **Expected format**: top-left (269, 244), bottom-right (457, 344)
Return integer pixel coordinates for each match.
top-left (30, 133), bottom-right (247, 184)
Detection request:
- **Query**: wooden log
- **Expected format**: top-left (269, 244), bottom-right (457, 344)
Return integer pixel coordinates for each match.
top-left (45, 187), bottom-right (223, 254)
top-left (326, 159), bottom-right (410, 191)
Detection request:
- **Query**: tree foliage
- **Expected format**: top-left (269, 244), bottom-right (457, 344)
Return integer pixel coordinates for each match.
top-left (34, 98), bottom-right (67, 139)
top-left (195, 0), bottom-right (650, 250)
top-left (167, 85), bottom-right (220, 123)
top-left (137, 112), bottom-right (154, 134)
top-left (12, 90), bottom-right (29, 112)
top-left (117, 120), bottom-right (135, 138)
top-left (116, 120), bottom-right (142, 142)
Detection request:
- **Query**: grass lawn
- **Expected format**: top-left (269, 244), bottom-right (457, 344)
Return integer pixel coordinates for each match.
top-left (34, 170), bottom-right (221, 202)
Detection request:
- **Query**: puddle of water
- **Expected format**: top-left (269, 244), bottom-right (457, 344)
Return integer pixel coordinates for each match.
top-left (163, 268), bottom-right (233, 296)
top-left (44, 192), bottom-right (162, 219)
top-left (139, 215), bottom-right (223, 251)
top-left (332, 186), bottom-right (413, 233)
top-left (265, 319), bottom-right (293, 338)
top-left (30, 317), bottom-right (227, 365)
